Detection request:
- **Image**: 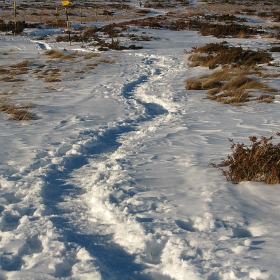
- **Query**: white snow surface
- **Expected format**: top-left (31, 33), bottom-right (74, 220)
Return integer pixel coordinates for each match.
top-left (1, 8), bottom-right (280, 280)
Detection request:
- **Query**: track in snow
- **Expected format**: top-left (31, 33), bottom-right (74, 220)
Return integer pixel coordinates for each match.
top-left (0, 50), bottom-right (179, 279)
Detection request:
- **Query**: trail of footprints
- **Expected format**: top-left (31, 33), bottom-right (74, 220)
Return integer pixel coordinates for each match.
top-left (0, 50), bottom-right (269, 279)
top-left (0, 189), bottom-right (42, 273)
top-left (0, 54), bottom-right (163, 277)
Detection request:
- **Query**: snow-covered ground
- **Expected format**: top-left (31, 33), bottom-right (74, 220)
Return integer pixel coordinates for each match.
top-left (1, 2), bottom-right (280, 279)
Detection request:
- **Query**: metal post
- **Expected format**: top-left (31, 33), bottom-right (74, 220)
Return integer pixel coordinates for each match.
top-left (55, 7), bottom-right (58, 28)
top-left (14, 1), bottom-right (16, 35)
top-left (65, 8), bottom-right (71, 45)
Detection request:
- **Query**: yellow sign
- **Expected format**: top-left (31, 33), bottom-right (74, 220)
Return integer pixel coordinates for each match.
top-left (62, 1), bottom-right (70, 6)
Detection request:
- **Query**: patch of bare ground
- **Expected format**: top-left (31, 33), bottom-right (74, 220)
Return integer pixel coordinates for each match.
top-left (0, 3), bottom-right (150, 28)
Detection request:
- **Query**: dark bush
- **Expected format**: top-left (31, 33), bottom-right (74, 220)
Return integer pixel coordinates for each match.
top-left (210, 133), bottom-right (280, 184)
top-left (0, 21), bottom-right (27, 33)
top-left (189, 42), bottom-right (272, 68)
top-left (269, 46), bottom-right (280, 52)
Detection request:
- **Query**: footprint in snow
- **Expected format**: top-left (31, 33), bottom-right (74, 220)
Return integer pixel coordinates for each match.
top-left (175, 219), bottom-right (196, 232)
top-left (0, 211), bottom-right (21, 232)
top-left (232, 227), bottom-right (253, 238)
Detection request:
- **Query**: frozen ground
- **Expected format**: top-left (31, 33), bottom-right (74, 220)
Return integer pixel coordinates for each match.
top-left (1, 1), bottom-right (280, 279)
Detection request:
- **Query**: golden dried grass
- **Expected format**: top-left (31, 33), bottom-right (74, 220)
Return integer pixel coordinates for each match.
top-left (10, 60), bottom-right (31, 69)
top-left (185, 78), bottom-right (202, 90)
top-left (44, 76), bottom-right (61, 83)
top-left (44, 50), bottom-right (77, 60)
top-left (221, 75), bottom-right (276, 92)
top-left (185, 41), bottom-right (278, 105)
top-left (0, 76), bottom-right (24, 82)
top-left (0, 102), bottom-right (36, 121)
top-left (83, 53), bottom-right (101, 59)
top-left (256, 94), bottom-right (275, 103)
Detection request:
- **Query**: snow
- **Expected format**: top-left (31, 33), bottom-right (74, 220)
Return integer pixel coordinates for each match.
top-left (1, 2), bottom-right (280, 279)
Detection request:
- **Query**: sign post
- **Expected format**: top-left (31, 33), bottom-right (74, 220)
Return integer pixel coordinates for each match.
top-left (95, 8), bottom-right (97, 22)
top-left (62, 1), bottom-right (71, 45)
top-left (55, 7), bottom-right (59, 29)
top-left (14, 1), bottom-right (17, 35)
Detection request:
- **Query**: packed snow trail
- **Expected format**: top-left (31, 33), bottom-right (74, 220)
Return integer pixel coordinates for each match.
top-left (0, 33), bottom-right (190, 279)
top-left (1, 27), bottom-right (280, 279)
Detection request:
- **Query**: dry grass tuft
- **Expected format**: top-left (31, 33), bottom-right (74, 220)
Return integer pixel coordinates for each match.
top-left (10, 60), bottom-right (31, 69)
top-left (83, 53), bottom-right (101, 59)
top-left (185, 42), bottom-right (278, 105)
top-left (0, 103), bottom-right (36, 121)
top-left (44, 77), bottom-right (61, 83)
top-left (186, 72), bottom-right (277, 105)
top-left (188, 42), bottom-right (272, 69)
top-left (44, 50), bottom-right (64, 58)
top-left (256, 94), bottom-right (275, 103)
top-left (0, 76), bottom-right (24, 82)
top-left (44, 50), bottom-right (77, 60)
top-left (45, 86), bottom-right (57, 91)
top-left (84, 57), bottom-right (115, 71)
top-left (185, 78), bottom-right (203, 90)
top-left (221, 75), bottom-right (272, 92)
top-left (210, 133), bottom-right (280, 184)
top-left (207, 68), bottom-right (243, 81)
top-left (36, 68), bottom-right (62, 83)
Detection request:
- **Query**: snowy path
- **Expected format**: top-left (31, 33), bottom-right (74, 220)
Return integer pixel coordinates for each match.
top-left (1, 27), bottom-right (280, 279)
top-left (0, 36), bottom-right (189, 279)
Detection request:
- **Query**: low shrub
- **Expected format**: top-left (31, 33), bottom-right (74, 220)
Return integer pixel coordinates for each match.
top-left (0, 21), bottom-right (38, 33)
top-left (189, 42), bottom-right (272, 69)
top-left (189, 20), bottom-right (261, 38)
top-left (269, 46), bottom-right (280, 52)
top-left (210, 133), bottom-right (280, 184)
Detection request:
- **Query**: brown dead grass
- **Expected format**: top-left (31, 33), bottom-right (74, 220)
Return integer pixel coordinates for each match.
top-left (256, 94), bottom-right (275, 103)
top-left (187, 42), bottom-right (272, 69)
top-left (210, 133), bottom-right (280, 184)
top-left (84, 57), bottom-right (115, 71)
top-left (10, 60), bottom-right (31, 69)
top-left (35, 67), bottom-right (62, 83)
top-left (207, 68), bottom-right (243, 81)
top-left (221, 75), bottom-right (275, 92)
top-left (186, 71), bottom-right (277, 105)
top-left (0, 102), bottom-right (36, 121)
top-left (83, 53), bottom-right (101, 59)
top-left (0, 76), bottom-right (24, 82)
top-left (45, 86), bottom-right (57, 91)
top-left (44, 50), bottom-right (77, 60)
top-left (185, 42), bottom-right (278, 105)
top-left (44, 77), bottom-right (61, 83)
top-left (185, 78), bottom-right (203, 90)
